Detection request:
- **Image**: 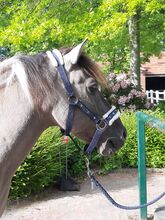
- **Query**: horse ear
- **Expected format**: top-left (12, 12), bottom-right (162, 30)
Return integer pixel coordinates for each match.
top-left (64, 39), bottom-right (87, 70)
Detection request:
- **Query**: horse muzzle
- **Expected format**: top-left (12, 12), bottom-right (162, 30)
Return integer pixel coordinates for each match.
top-left (98, 128), bottom-right (127, 156)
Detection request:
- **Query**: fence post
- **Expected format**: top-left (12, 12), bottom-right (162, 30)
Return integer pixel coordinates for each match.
top-left (150, 90), bottom-right (154, 103)
top-left (156, 91), bottom-right (159, 103)
top-left (136, 112), bottom-right (165, 219)
top-left (137, 114), bottom-right (147, 220)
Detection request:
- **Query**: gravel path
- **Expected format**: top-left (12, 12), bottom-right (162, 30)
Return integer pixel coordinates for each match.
top-left (2, 169), bottom-right (165, 220)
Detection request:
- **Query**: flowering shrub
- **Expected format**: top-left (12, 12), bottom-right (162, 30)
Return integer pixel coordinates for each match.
top-left (105, 73), bottom-right (153, 110)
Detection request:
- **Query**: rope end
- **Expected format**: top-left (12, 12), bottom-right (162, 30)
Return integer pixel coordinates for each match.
top-left (63, 136), bottom-right (69, 144)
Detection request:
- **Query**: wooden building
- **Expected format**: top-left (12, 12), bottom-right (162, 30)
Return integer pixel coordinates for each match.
top-left (141, 52), bottom-right (165, 103)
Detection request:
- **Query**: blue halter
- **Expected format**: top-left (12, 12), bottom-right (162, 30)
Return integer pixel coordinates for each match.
top-left (46, 49), bottom-right (120, 154)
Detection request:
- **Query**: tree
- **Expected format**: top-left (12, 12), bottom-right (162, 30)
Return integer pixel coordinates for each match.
top-left (0, 0), bottom-right (164, 85)
top-left (128, 11), bottom-right (140, 87)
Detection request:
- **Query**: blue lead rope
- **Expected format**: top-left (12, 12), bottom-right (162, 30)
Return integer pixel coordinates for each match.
top-left (66, 135), bottom-right (165, 211)
top-left (66, 136), bottom-right (165, 211)
top-left (90, 173), bottom-right (165, 210)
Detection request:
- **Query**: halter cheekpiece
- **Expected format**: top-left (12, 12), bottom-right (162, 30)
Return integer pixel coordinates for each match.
top-left (46, 49), bottom-right (120, 154)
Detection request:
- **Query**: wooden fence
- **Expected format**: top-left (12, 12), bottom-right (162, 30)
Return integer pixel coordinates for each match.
top-left (146, 90), bottom-right (165, 104)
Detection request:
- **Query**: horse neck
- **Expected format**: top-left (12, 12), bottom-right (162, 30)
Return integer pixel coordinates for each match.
top-left (0, 84), bottom-right (48, 177)
top-left (0, 83), bottom-right (50, 216)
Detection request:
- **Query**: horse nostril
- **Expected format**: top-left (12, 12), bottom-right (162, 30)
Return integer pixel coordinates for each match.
top-left (107, 138), bottom-right (114, 146)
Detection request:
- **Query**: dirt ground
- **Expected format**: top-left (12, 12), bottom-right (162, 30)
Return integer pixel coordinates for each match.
top-left (1, 169), bottom-right (165, 220)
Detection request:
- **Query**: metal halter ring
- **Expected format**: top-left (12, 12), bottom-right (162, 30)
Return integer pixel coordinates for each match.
top-left (96, 119), bottom-right (107, 130)
top-left (68, 96), bottom-right (79, 105)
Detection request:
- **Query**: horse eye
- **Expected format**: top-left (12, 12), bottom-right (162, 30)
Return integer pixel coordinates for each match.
top-left (86, 78), bottom-right (98, 94)
top-left (88, 85), bottom-right (98, 93)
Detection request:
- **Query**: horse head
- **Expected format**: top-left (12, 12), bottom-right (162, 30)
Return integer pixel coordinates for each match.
top-left (46, 42), bottom-right (127, 155)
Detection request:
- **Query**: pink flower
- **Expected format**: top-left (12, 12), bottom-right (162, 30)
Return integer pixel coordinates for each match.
top-left (144, 102), bottom-right (152, 109)
top-left (128, 93), bottom-right (133, 99)
top-left (116, 73), bottom-right (127, 81)
top-left (130, 89), bottom-right (137, 95)
top-left (126, 79), bottom-right (131, 86)
top-left (120, 81), bottom-right (128, 89)
top-left (111, 83), bottom-right (120, 92)
top-left (136, 91), bottom-right (143, 97)
top-left (118, 96), bottom-right (130, 105)
top-left (109, 73), bottom-right (116, 80)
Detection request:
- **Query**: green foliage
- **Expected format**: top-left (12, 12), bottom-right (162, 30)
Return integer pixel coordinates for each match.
top-left (155, 101), bottom-right (165, 113)
top-left (9, 128), bottom-right (78, 200)
top-left (97, 108), bottom-right (165, 173)
top-left (0, 0), bottom-right (164, 72)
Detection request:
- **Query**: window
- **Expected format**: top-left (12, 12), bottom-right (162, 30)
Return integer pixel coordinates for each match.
top-left (146, 76), bottom-right (165, 90)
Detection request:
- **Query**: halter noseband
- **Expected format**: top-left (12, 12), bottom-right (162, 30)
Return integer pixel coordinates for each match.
top-left (46, 49), bottom-right (120, 154)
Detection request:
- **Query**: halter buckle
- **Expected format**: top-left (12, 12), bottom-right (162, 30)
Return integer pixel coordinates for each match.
top-left (96, 120), bottom-right (107, 130)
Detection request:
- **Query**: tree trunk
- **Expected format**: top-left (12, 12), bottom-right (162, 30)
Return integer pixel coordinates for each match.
top-left (128, 11), bottom-right (140, 87)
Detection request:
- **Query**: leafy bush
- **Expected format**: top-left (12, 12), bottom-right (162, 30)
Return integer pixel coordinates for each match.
top-left (105, 73), bottom-right (153, 110)
top-left (9, 128), bottom-right (79, 200)
top-left (95, 108), bottom-right (165, 173)
top-left (155, 101), bottom-right (165, 113)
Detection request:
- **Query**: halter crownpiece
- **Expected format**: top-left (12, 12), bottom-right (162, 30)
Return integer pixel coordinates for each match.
top-left (46, 49), bottom-right (120, 154)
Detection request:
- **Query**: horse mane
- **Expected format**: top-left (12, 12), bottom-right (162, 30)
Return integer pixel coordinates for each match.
top-left (14, 53), bottom-right (57, 107)
top-left (0, 53), bottom-right (56, 107)
top-left (0, 49), bottom-right (106, 107)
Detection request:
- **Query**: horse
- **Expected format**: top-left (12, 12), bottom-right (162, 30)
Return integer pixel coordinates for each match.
top-left (0, 41), bottom-right (126, 216)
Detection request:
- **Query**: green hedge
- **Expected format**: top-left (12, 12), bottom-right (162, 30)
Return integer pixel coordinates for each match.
top-left (9, 129), bottom-right (78, 200)
top-left (95, 109), bottom-right (165, 174)
top-left (9, 109), bottom-right (165, 200)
